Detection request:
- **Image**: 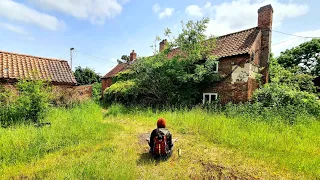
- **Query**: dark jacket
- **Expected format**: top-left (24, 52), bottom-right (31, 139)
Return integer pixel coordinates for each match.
top-left (149, 128), bottom-right (173, 150)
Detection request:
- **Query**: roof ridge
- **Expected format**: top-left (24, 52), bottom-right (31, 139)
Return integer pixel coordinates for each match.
top-left (217, 27), bottom-right (259, 39)
top-left (0, 50), bottom-right (68, 62)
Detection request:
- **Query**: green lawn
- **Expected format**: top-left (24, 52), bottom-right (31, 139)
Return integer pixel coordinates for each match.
top-left (0, 102), bottom-right (319, 179)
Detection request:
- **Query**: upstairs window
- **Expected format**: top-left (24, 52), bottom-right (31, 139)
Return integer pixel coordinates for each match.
top-left (203, 93), bottom-right (218, 104)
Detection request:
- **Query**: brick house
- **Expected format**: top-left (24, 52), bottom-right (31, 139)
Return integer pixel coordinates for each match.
top-left (0, 51), bottom-right (92, 99)
top-left (102, 5), bottom-right (273, 104)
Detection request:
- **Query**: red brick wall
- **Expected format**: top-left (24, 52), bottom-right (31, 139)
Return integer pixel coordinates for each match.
top-left (250, 31), bottom-right (262, 66)
top-left (203, 54), bottom-right (259, 104)
top-left (247, 77), bottom-right (259, 100)
top-left (101, 78), bottom-right (112, 96)
top-left (0, 83), bottom-right (92, 105)
top-left (52, 85), bottom-right (92, 102)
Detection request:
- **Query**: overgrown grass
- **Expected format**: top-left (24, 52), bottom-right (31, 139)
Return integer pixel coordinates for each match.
top-left (1, 102), bottom-right (319, 179)
top-left (107, 103), bottom-right (320, 179)
top-left (0, 101), bottom-right (124, 179)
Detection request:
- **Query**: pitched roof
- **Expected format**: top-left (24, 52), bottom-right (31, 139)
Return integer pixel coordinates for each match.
top-left (102, 63), bottom-right (128, 79)
top-left (213, 27), bottom-right (260, 58)
top-left (0, 51), bottom-right (77, 85)
top-left (103, 27), bottom-right (261, 78)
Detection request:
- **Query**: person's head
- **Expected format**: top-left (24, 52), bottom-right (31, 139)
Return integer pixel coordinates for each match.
top-left (157, 118), bottom-right (166, 128)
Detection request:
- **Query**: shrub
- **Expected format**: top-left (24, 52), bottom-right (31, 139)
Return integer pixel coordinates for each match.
top-left (252, 83), bottom-right (320, 120)
top-left (92, 82), bottom-right (102, 102)
top-left (0, 80), bottom-right (52, 126)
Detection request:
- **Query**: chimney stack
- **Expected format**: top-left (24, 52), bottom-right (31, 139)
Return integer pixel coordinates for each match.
top-left (159, 39), bottom-right (167, 52)
top-left (258, 4), bottom-right (273, 84)
top-left (130, 50), bottom-right (137, 61)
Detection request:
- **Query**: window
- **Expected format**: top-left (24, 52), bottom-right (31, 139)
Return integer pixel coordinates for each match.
top-left (203, 93), bottom-right (218, 104)
top-left (213, 62), bottom-right (218, 73)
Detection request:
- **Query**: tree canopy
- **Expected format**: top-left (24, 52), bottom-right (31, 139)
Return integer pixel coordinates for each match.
top-left (74, 66), bottom-right (101, 85)
top-left (277, 38), bottom-right (320, 76)
top-left (117, 55), bottom-right (130, 64)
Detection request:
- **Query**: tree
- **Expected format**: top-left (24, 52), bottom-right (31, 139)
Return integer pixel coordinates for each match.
top-left (74, 66), bottom-right (101, 85)
top-left (104, 18), bottom-right (220, 106)
top-left (277, 38), bottom-right (320, 76)
top-left (270, 54), bottom-right (316, 93)
top-left (117, 55), bottom-right (130, 64)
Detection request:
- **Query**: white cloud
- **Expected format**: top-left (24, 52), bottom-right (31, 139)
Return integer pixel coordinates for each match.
top-left (204, 2), bottom-right (211, 9)
top-left (0, 23), bottom-right (28, 35)
top-left (185, 5), bottom-right (203, 17)
top-left (159, 8), bottom-right (174, 19)
top-left (203, 0), bottom-right (309, 36)
top-left (272, 29), bottom-right (320, 56)
top-left (28, 0), bottom-right (123, 25)
top-left (185, 2), bottom-right (212, 17)
top-left (0, 0), bottom-right (63, 31)
top-left (152, 3), bottom-right (160, 13)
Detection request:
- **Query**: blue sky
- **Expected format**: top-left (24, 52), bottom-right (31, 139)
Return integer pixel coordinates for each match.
top-left (0, 0), bottom-right (319, 75)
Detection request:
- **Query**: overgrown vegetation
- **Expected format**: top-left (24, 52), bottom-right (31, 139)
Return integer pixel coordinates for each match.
top-left (0, 102), bottom-right (123, 179)
top-left (2, 102), bottom-right (318, 179)
top-left (92, 82), bottom-right (102, 102)
top-left (251, 55), bottom-right (320, 120)
top-left (104, 18), bottom-right (220, 106)
top-left (0, 80), bottom-right (52, 127)
top-left (74, 66), bottom-right (101, 85)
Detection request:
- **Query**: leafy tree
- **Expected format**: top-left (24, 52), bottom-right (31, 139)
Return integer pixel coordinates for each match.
top-left (277, 38), bottom-right (320, 76)
top-left (117, 55), bottom-right (130, 64)
top-left (104, 18), bottom-right (220, 106)
top-left (74, 66), bottom-right (101, 85)
top-left (270, 54), bottom-right (316, 93)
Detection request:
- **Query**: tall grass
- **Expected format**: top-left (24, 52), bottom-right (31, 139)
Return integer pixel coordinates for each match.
top-left (0, 102), bottom-right (121, 176)
top-left (107, 103), bottom-right (320, 178)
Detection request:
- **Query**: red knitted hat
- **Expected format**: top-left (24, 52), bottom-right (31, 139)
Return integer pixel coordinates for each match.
top-left (157, 118), bottom-right (166, 128)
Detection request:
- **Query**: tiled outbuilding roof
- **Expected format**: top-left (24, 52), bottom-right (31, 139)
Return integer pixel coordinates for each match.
top-left (0, 51), bottom-right (77, 85)
top-left (102, 63), bottom-right (128, 79)
top-left (213, 27), bottom-right (260, 58)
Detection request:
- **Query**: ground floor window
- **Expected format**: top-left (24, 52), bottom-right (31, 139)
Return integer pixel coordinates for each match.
top-left (203, 93), bottom-right (218, 104)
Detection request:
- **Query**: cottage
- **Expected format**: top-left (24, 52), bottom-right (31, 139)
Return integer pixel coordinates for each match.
top-left (102, 4), bottom-right (273, 104)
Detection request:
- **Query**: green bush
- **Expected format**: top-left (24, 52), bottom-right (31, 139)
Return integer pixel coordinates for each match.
top-left (0, 80), bottom-right (52, 126)
top-left (252, 83), bottom-right (320, 118)
top-left (92, 82), bottom-right (102, 102)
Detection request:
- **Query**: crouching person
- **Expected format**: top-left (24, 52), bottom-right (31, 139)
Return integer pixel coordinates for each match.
top-left (148, 118), bottom-right (173, 159)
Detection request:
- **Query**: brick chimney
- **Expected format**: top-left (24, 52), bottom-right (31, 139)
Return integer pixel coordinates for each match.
top-left (258, 4), bottom-right (273, 84)
top-left (130, 50), bottom-right (136, 61)
top-left (159, 39), bottom-right (167, 52)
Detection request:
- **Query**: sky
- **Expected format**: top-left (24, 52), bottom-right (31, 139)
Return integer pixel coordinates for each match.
top-left (0, 0), bottom-right (319, 75)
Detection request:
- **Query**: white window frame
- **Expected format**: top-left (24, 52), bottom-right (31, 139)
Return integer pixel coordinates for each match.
top-left (213, 62), bottom-right (219, 73)
top-left (203, 93), bottom-right (218, 104)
